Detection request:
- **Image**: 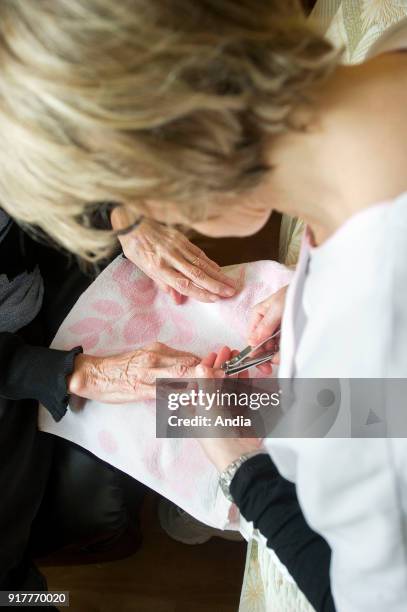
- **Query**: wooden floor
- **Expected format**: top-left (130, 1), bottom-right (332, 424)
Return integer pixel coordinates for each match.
top-left (41, 494), bottom-right (247, 612)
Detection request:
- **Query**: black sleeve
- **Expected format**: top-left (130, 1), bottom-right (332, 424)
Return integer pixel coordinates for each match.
top-left (0, 332), bottom-right (82, 422)
top-left (230, 453), bottom-right (335, 612)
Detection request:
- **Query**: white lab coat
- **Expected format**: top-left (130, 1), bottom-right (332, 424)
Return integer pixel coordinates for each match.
top-left (263, 191), bottom-right (407, 611)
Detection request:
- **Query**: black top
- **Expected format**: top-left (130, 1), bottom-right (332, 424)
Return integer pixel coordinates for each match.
top-left (231, 453), bottom-right (336, 612)
top-left (0, 209), bottom-right (81, 420)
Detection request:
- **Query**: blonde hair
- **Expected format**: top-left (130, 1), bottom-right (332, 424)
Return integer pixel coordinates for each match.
top-left (0, 0), bottom-right (338, 261)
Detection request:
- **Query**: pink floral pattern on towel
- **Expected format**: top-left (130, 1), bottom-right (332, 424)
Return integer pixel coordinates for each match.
top-left (39, 256), bottom-right (293, 530)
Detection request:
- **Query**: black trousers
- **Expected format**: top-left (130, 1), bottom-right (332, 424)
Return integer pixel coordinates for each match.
top-left (0, 397), bottom-right (53, 589)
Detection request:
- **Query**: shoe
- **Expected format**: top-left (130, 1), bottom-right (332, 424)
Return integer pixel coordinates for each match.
top-left (158, 498), bottom-right (243, 545)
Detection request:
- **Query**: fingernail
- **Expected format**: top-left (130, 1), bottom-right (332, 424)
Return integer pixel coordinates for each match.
top-left (221, 287), bottom-right (236, 297)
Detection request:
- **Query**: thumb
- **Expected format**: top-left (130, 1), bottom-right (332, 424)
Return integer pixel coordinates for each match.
top-left (195, 364), bottom-right (225, 378)
top-left (250, 310), bottom-right (280, 345)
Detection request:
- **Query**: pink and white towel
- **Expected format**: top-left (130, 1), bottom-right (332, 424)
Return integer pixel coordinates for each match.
top-left (39, 256), bottom-right (292, 530)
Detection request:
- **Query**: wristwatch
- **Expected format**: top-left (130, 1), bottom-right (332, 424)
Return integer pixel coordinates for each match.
top-left (219, 451), bottom-right (262, 501)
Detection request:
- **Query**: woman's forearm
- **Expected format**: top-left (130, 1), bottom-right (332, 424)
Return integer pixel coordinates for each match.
top-left (230, 454), bottom-right (336, 612)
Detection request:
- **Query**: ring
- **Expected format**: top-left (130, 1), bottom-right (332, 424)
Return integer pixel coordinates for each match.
top-left (192, 256), bottom-right (201, 267)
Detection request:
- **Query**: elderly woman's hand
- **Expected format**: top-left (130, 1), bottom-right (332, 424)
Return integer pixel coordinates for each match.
top-left (68, 342), bottom-right (200, 402)
top-left (111, 208), bottom-right (237, 304)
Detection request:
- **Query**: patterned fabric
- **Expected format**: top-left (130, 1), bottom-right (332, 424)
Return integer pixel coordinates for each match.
top-left (39, 257), bottom-right (293, 529)
top-left (239, 540), bottom-right (314, 612)
top-left (278, 215), bottom-right (305, 268)
top-left (239, 541), bottom-right (267, 612)
top-left (243, 2), bottom-right (407, 610)
top-left (278, 0), bottom-right (407, 266)
top-left (315, 0), bottom-right (407, 63)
